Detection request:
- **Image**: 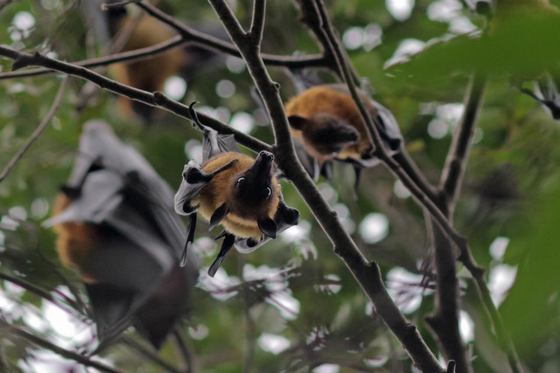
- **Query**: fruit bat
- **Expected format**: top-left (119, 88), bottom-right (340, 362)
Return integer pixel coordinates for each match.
top-left (44, 120), bottom-right (198, 349)
top-left (284, 83), bottom-right (403, 186)
top-left (97, 0), bottom-right (227, 121)
top-left (174, 105), bottom-right (300, 277)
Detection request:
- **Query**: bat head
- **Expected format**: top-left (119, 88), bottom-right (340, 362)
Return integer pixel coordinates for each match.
top-left (289, 114), bottom-right (360, 160)
top-left (225, 151), bottom-right (280, 237)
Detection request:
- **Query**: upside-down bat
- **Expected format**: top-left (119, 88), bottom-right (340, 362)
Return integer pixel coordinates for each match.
top-left (174, 105), bottom-right (300, 277)
top-left (44, 120), bottom-right (198, 349)
top-left (284, 83), bottom-right (403, 185)
top-left (98, 0), bottom-right (226, 121)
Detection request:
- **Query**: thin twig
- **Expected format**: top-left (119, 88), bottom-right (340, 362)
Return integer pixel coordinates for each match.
top-left (172, 328), bottom-right (196, 373)
top-left (0, 272), bottom-right (87, 319)
top-left (441, 73), bottom-right (487, 216)
top-left (0, 77), bottom-right (68, 182)
top-left (0, 36), bottom-right (185, 81)
top-left (0, 319), bottom-right (124, 373)
top-left (206, 0), bottom-right (443, 371)
top-left (0, 46), bottom-right (271, 154)
top-left (425, 74), bottom-right (486, 373)
top-left (121, 337), bottom-right (182, 373)
top-left (239, 259), bottom-right (256, 373)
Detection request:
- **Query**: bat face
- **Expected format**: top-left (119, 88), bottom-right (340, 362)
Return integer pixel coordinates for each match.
top-left (193, 151), bottom-right (281, 239)
top-left (226, 151), bottom-right (278, 219)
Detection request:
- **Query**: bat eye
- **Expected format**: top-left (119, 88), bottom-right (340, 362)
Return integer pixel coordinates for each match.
top-left (265, 187), bottom-right (272, 199)
top-left (236, 177), bottom-right (246, 187)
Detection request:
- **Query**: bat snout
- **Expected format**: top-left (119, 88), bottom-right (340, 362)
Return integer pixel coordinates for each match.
top-left (248, 151), bottom-right (275, 178)
top-left (257, 151), bottom-right (274, 161)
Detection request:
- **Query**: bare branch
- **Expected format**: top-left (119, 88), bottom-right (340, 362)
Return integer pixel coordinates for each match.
top-left (0, 319), bottom-right (124, 373)
top-left (425, 74), bottom-right (486, 373)
top-left (434, 72), bottom-right (523, 373)
top-left (0, 46), bottom-right (271, 154)
top-left (0, 77), bottom-right (68, 183)
top-left (441, 73), bottom-right (486, 215)
top-left (206, 0), bottom-right (443, 371)
top-left (121, 337), bottom-right (182, 373)
top-left (0, 272), bottom-right (87, 319)
top-left (0, 36), bottom-right (185, 81)
top-left (249, 0), bottom-right (266, 44)
top-left (172, 329), bottom-right (196, 373)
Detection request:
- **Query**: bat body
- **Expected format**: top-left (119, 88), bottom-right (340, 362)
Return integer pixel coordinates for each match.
top-left (109, 15), bottom-right (185, 120)
top-left (174, 108), bottom-right (299, 276)
top-left (45, 121), bottom-right (198, 349)
top-left (191, 152), bottom-right (281, 240)
top-left (101, 2), bottom-right (226, 121)
top-left (285, 84), bottom-right (403, 183)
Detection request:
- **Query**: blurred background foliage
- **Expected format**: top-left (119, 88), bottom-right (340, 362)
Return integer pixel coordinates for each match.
top-left (0, 0), bottom-right (559, 372)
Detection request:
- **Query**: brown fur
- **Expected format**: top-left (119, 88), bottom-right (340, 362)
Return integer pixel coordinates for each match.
top-left (285, 85), bottom-right (376, 163)
top-left (191, 152), bottom-right (281, 239)
top-left (109, 16), bottom-right (185, 116)
top-left (52, 194), bottom-right (99, 283)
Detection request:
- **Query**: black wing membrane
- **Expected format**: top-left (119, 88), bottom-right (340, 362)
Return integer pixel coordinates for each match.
top-left (44, 120), bottom-right (198, 349)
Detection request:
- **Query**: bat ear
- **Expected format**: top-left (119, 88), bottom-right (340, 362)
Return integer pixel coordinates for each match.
top-left (258, 217), bottom-right (277, 239)
top-left (288, 115), bottom-right (309, 131)
top-left (209, 203), bottom-right (229, 232)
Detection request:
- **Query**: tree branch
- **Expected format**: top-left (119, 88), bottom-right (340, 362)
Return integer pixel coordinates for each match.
top-left (249, 0), bottom-right (266, 44)
top-left (172, 328), bottom-right (196, 373)
top-left (121, 337), bottom-right (182, 373)
top-left (0, 36), bottom-right (185, 81)
top-left (0, 46), bottom-right (271, 154)
top-left (0, 319), bottom-right (124, 373)
top-left (206, 0), bottom-right (443, 371)
top-left (0, 271), bottom-right (86, 320)
top-left (424, 74), bottom-right (486, 373)
top-left (0, 77), bottom-right (68, 183)
top-left (441, 73), bottom-right (486, 216)
top-left (436, 72), bottom-right (522, 373)
top-left (103, 0), bottom-right (328, 70)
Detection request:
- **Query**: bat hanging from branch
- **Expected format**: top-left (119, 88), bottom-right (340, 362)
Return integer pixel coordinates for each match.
top-left (44, 120), bottom-right (199, 350)
top-left (285, 82), bottom-right (404, 189)
top-left (174, 103), bottom-right (300, 277)
top-left (93, 0), bottom-right (227, 121)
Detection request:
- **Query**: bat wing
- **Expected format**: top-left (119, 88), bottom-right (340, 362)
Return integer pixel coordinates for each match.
top-left (174, 162), bottom-right (209, 216)
top-left (65, 120), bottom-right (161, 190)
top-left (47, 121), bottom-right (199, 347)
top-left (285, 67), bottom-right (323, 94)
top-left (371, 100), bottom-right (404, 155)
top-left (202, 128), bottom-right (241, 162)
top-left (293, 138), bottom-right (320, 180)
top-left (234, 195), bottom-right (300, 253)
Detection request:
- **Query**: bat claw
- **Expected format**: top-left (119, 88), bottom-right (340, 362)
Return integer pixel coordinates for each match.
top-left (180, 214), bottom-right (197, 267)
top-left (215, 230), bottom-right (228, 240)
top-left (208, 233), bottom-right (235, 277)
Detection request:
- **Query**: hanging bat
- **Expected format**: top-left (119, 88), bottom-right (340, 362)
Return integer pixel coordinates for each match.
top-left (44, 120), bottom-right (198, 349)
top-left (284, 83), bottom-right (403, 187)
top-left (174, 105), bottom-right (300, 277)
top-left (98, 0), bottom-right (227, 121)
